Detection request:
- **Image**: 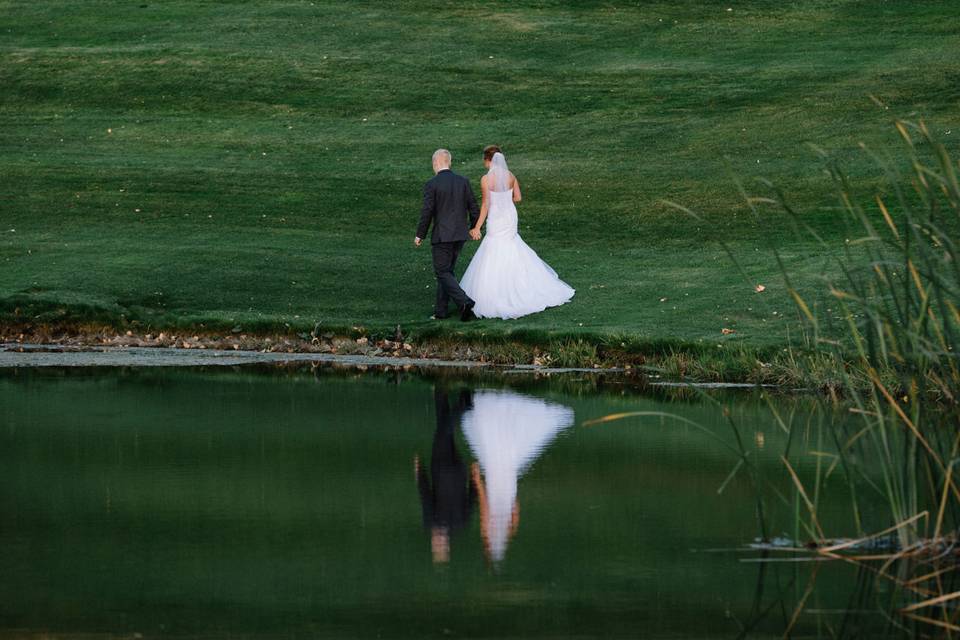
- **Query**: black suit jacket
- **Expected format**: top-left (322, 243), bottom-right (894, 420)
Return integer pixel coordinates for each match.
top-left (416, 169), bottom-right (480, 244)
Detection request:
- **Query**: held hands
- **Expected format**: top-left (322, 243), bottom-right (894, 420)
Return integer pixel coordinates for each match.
top-left (414, 237), bottom-right (422, 247)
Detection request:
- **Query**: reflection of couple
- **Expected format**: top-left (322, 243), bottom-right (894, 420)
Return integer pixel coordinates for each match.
top-left (415, 387), bottom-right (574, 564)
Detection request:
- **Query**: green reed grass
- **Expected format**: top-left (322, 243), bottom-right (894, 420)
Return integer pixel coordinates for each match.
top-left (754, 120), bottom-right (960, 635)
top-left (594, 119), bottom-right (960, 635)
top-left (773, 119), bottom-right (959, 535)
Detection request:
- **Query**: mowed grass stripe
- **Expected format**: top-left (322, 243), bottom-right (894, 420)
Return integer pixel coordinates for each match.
top-left (1, 1), bottom-right (958, 347)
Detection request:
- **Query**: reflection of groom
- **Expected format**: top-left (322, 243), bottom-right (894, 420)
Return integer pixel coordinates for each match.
top-left (414, 149), bottom-right (479, 321)
top-left (414, 387), bottom-right (476, 564)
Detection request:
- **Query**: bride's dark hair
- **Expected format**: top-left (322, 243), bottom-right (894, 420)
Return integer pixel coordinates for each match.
top-left (482, 145), bottom-right (502, 161)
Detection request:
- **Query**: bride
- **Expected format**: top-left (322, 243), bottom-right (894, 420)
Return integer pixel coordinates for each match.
top-left (460, 147), bottom-right (575, 319)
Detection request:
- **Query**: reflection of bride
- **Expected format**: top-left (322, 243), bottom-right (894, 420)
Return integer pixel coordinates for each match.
top-left (461, 389), bottom-right (575, 563)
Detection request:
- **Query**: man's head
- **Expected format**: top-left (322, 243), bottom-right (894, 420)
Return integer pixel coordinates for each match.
top-left (432, 148), bottom-right (452, 174)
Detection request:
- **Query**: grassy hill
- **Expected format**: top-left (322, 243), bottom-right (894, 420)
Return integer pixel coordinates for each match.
top-left (1, 0), bottom-right (958, 352)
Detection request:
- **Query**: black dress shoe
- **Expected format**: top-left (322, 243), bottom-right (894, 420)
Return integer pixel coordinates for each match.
top-left (460, 301), bottom-right (476, 321)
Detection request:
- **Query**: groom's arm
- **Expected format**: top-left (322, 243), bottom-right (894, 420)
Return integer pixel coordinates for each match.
top-left (465, 180), bottom-right (480, 229)
top-left (416, 182), bottom-right (435, 243)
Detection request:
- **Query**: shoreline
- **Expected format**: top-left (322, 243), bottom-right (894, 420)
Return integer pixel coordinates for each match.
top-left (0, 322), bottom-right (822, 388)
top-left (0, 343), bottom-right (778, 391)
top-left (0, 342), bottom-right (596, 374)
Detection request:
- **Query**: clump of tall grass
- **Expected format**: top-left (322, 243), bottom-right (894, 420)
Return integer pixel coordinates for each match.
top-left (735, 119), bottom-right (960, 635)
top-left (791, 120), bottom-right (959, 401)
top-left (548, 338), bottom-right (598, 368)
top-left (760, 120), bottom-right (960, 634)
top-left (602, 119), bottom-right (960, 635)
top-left (769, 119), bottom-right (960, 527)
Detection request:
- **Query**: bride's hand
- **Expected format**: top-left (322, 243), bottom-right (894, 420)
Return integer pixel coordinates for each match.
top-left (470, 228), bottom-right (482, 240)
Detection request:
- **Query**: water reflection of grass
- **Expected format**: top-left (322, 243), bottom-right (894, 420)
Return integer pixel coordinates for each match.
top-left (0, 367), bottom-right (850, 638)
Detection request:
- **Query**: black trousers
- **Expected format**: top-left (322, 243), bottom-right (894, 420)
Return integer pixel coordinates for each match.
top-left (431, 241), bottom-right (473, 317)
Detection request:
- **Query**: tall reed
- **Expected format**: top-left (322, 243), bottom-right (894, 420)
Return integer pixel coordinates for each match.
top-left (753, 119), bottom-right (960, 635)
top-left (601, 119), bottom-right (960, 635)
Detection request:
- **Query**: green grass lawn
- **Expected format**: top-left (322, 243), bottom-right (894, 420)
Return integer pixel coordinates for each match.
top-left (1, 0), bottom-right (958, 350)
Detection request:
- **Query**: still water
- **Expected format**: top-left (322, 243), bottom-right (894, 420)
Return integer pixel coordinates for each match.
top-left (0, 366), bottom-right (890, 638)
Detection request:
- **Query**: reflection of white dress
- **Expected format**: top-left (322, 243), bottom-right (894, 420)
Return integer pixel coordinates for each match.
top-left (460, 389), bottom-right (575, 562)
top-left (460, 189), bottom-right (575, 319)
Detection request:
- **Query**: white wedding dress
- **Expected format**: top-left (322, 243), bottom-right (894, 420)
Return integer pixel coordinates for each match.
top-left (460, 389), bottom-right (575, 563)
top-left (460, 154), bottom-right (574, 319)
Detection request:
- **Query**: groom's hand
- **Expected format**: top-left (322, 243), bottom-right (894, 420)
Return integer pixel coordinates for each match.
top-left (414, 237), bottom-right (422, 247)
top-left (470, 229), bottom-right (481, 241)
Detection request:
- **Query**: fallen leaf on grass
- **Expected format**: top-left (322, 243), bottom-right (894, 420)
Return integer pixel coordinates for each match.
top-left (721, 328), bottom-right (736, 335)
top-left (755, 284), bottom-right (766, 293)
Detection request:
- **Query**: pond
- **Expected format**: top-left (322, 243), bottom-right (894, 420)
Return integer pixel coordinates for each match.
top-left (0, 364), bottom-right (898, 639)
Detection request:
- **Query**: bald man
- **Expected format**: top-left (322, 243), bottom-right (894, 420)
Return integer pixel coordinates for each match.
top-left (415, 149), bottom-right (480, 321)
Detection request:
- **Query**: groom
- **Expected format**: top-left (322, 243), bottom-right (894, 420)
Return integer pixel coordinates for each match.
top-left (415, 148), bottom-right (480, 321)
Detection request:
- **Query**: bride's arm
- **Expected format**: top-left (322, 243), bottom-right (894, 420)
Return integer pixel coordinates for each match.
top-left (471, 176), bottom-right (490, 238)
top-left (512, 175), bottom-right (522, 203)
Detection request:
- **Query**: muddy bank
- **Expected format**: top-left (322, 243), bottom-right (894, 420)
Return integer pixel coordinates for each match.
top-left (0, 343), bottom-right (488, 370)
top-left (0, 325), bottom-right (636, 372)
top-left (0, 343), bottom-right (641, 378)
top-left (0, 325), bottom-right (424, 359)
top-left (0, 323), bottom-right (800, 386)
